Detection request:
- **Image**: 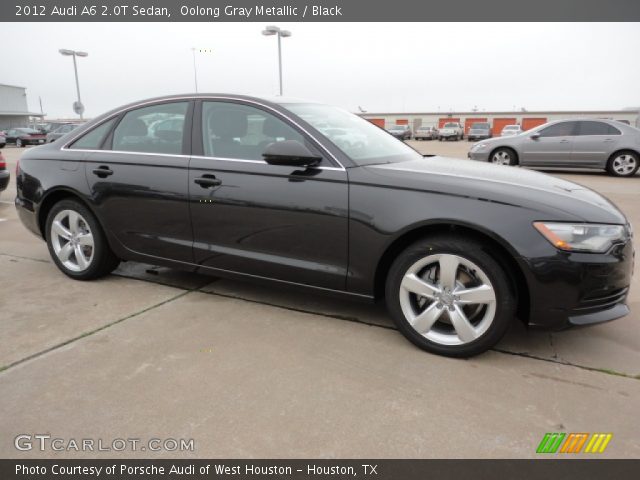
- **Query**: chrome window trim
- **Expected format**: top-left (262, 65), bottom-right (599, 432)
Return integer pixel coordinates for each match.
top-left (69, 148), bottom-right (344, 171)
top-left (60, 95), bottom-right (346, 171)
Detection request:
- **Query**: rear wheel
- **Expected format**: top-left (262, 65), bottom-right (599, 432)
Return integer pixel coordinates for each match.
top-left (607, 151), bottom-right (639, 177)
top-left (385, 235), bottom-right (515, 357)
top-left (45, 199), bottom-right (120, 280)
top-left (16, 138), bottom-right (23, 148)
top-left (489, 148), bottom-right (517, 166)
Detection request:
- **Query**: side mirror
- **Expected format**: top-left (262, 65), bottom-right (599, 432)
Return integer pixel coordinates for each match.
top-left (262, 140), bottom-right (322, 167)
top-left (530, 132), bottom-right (541, 140)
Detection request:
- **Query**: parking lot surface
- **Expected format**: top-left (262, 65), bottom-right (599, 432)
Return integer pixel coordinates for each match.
top-left (1, 143), bottom-right (638, 458)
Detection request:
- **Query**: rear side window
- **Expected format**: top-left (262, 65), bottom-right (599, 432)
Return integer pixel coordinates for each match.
top-left (69, 118), bottom-right (117, 150)
top-left (577, 121), bottom-right (621, 136)
top-left (112, 102), bottom-right (188, 154)
top-left (539, 122), bottom-right (577, 137)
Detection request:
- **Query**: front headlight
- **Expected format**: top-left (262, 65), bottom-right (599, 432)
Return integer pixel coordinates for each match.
top-left (472, 143), bottom-right (489, 150)
top-left (533, 222), bottom-right (627, 253)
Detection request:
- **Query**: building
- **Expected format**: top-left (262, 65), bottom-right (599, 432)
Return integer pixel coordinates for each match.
top-left (0, 84), bottom-right (45, 130)
top-left (361, 110), bottom-right (640, 135)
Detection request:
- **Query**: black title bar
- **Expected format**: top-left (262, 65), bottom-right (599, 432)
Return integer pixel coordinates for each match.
top-left (4, 0), bottom-right (640, 22)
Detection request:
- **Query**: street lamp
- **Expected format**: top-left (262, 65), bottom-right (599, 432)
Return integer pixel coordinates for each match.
top-left (262, 25), bottom-right (291, 96)
top-left (191, 48), bottom-right (213, 93)
top-left (59, 49), bottom-right (88, 120)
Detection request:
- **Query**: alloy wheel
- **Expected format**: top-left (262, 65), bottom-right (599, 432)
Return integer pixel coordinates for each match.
top-left (398, 254), bottom-right (497, 346)
top-left (612, 154), bottom-right (637, 176)
top-left (50, 209), bottom-right (95, 272)
top-left (491, 151), bottom-right (511, 165)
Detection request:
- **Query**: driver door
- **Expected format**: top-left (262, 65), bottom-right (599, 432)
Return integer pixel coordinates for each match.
top-left (520, 121), bottom-right (578, 166)
top-left (188, 100), bottom-right (349, 290)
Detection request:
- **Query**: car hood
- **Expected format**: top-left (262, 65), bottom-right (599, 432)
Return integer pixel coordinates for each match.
top-left (361, 156), bottom-right (627, 224)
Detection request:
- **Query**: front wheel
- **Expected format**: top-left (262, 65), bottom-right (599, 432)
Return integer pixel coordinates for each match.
top-left (45, 199), bottom-right (120, 280)
top-left (489, 148), bottom-right (517, 166)
top-left (607, 151), bottom-right (639, 177)
top-left (385, 235), bottom-right (515, 357)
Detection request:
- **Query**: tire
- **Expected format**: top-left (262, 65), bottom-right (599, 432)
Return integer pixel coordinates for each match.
top-left (45, 199), bottom-right (120, 280)
top-left (606, 151), bottom-right (639, 177)
top-left (16, 138), bottom-right (23, 148)
top-left (0, 144), bottom-right (5, 149)
top-left (489, 147), bottom-right (518, 166)
top-left (385, 235), bottom-right (515, 357)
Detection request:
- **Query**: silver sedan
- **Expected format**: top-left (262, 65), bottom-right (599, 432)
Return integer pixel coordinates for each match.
top-left (468, 119), bottom-right (640, 177)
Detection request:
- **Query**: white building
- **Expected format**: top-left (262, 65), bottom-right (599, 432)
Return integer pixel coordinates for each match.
top-left (361, 110), bottom-right (640, 135)
top-left (0, 84), bottom-right (45, 130)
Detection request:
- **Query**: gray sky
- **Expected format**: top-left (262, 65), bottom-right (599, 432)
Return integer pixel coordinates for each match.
top-left (3, 22), bottom-right (639, 118)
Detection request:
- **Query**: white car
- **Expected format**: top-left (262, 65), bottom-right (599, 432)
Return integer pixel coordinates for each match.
top-left (438, 122), bottom-right (464, 141)
top-left (500, 125), bottom-right (523, 136)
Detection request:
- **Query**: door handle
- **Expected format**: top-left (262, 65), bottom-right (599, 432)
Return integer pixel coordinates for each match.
top-left (604, 138), bottom-right (614, 142)
top-left (92, 166), bottom-right (113, 177)
top-left (194, 175), bottom-right (222, 188)
top-left (559, 139), bottom-right (570, 143)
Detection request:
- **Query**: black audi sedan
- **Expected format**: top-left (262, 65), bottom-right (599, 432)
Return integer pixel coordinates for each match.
top-left (15, 94), bottom-right (634, 357)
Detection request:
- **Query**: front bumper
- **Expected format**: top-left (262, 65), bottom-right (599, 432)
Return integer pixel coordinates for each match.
top-left (0, 170), bottom-right (9, 191)
top-left (520, 239), bottom-right (634, 329)
top-left (467, 134), bottom-right (491, 140)
top-left (467, 149), bottom-right (490, 161)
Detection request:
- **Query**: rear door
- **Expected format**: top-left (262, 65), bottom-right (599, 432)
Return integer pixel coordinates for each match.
top-left (83, 100), bottom-right (194, 262)
top-left (188, 100), bottom-right (349, 290)
top-left (520, 121), bottom-right (577, 166)
top-left (571, 121), bottom-right (622, 167)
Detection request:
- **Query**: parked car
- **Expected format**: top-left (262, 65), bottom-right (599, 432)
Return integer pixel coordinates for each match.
top-left (46, 123), bottom-right (82, 143)
top-left (0, 133), bottom-right (6, 149)
top-left (0, 151), bottom-right (8, 193)
top-left (414, 126), bottom-right (438, 140)
top-left (4, 128), bottom-right (46, 147)
top-left (15, 95), bottom-right (633, 357)
top-left (386, 124), bottom-right (412, 140)
top-left (468, 119), bottom-right (640, 177)
top-left (500, 125), bottom-right (523, 136)
top-left (39, 122), bottom-right (80, 134)
top-left (467, 122), bottom-right (492, 141)
top-left (438, 122), bottom-right (464, 141)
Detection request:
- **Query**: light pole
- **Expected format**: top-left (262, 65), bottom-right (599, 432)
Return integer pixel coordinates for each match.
top-left (191, 48), bottom-right (213, 93)
top-left (262, 25), bottom-right (291, 96)
top-left (59, 49), bottom-right (88, 120)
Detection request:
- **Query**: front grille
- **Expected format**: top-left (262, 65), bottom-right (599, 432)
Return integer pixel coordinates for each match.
top-left (573, 287), bottom-right (629, 314)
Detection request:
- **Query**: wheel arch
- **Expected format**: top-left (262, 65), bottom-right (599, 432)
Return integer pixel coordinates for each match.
top-left (373, 221), bottom-right (531, 324)
top-left (607, 148), bottom-right (640, 162)
top-left (37, 188), bottom-right (100, 240)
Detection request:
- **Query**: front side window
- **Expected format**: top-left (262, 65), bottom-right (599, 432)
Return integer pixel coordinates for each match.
top-left (577, 121), bottom-right (621, 136)
top-left (69, 118), bottom-right (117, 150)
top-left (283, 103), bottom-right (421, 165)
top-left (539, 122), bottom-right (576, 137)
top-left (112, 102), bottom-right (188, 154)
top-left (201, 101), bottom-right (308, 161)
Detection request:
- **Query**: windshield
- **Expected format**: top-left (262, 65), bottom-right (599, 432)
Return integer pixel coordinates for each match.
top-left (18, 128), bottom-right (39, 134)
top-left (282, 103), bottom-right (421, 165)
top-left (443, 123), bottom-right (458, 128)
top-left (504, 125), bottom-right (519, 130)
top-left (471, 123), bottom-right (489, 129)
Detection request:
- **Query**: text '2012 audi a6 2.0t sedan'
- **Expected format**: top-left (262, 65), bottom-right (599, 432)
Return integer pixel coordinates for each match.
top-left (15, 95), bottom-right (635, 357)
